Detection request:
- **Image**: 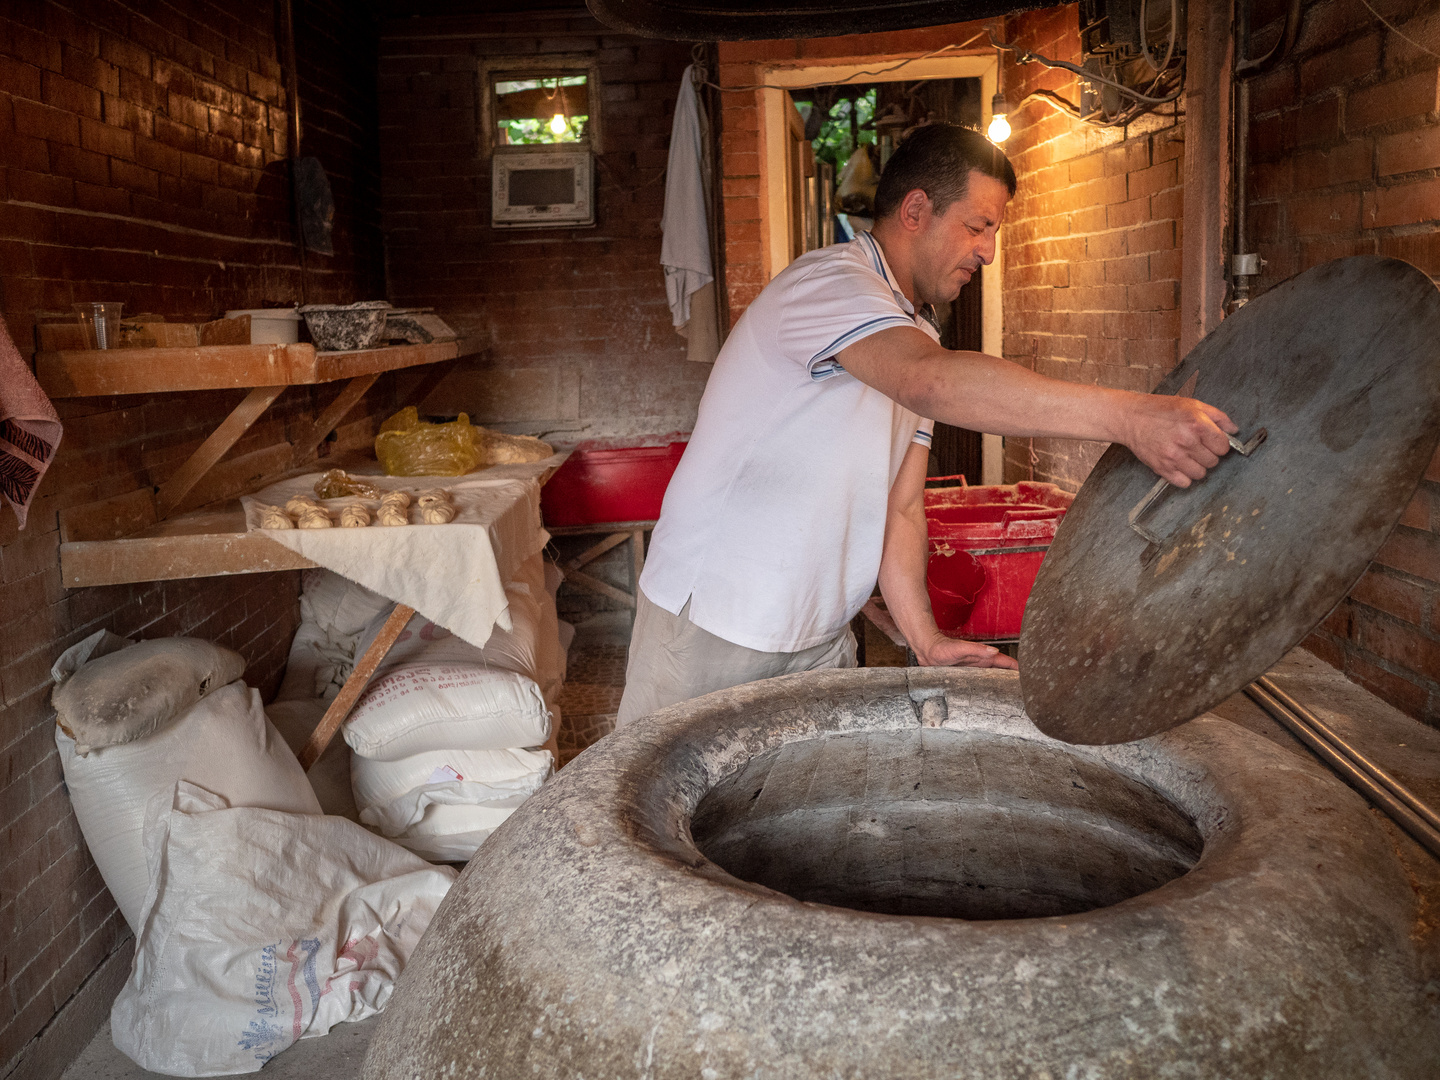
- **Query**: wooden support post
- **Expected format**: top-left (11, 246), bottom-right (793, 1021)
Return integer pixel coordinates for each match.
top-left (299, 602), bottom-right (414, 770)
top-left (564, 567), bottom-right (636, 608)
top-left (155, 385), bottom-right (286, 519)
top-left (291, 372), bottom-right (378, 465)
top-left (565, 529), bottom-right (631, 571)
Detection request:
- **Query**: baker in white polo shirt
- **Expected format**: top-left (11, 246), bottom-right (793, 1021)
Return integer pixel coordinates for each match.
top-left (618, 124), bottom-right (1236, 726)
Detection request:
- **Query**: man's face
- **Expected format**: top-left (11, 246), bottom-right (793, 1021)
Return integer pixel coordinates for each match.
top-left (910, 171), bottom-right (1010, 307)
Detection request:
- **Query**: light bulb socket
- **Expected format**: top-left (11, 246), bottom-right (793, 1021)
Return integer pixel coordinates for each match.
top-left (991, 92), bottom-right (1007, 115)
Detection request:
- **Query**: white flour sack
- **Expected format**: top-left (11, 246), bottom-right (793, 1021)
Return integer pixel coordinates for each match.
top-left (111, 782), bottom-right (455, 1077)
top-left (343, 666), bottom-right (551, 761)
top-left (352, 747), bottom-right (552, 861)
top-left (57, 681), bottom-right (320, 933)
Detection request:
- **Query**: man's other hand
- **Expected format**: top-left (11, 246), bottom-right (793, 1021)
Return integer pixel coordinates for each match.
top-left (1125, 395), bottom-right (1238, 488)
top-left (913, 630), bottom-right (1020, 670)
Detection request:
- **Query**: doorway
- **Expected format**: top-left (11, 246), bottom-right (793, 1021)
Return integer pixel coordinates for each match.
top-left (757, 53), bottom-right (1004, 484)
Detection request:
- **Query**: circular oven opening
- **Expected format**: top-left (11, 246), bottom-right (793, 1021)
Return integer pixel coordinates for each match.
top-left (691, 728), bottom-right (1202, 920)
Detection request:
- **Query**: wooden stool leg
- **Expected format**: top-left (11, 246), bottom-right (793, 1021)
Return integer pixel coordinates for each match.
top-left (299, 603), bottom-right (414, 770)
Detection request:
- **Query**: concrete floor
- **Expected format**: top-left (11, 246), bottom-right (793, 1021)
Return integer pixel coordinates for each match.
top-left (62, 1017), bottom-right (377, 1079)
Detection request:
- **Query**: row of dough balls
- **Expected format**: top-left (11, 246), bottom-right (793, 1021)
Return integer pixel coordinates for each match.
top-left (257, 489), bottom-right (455, 529)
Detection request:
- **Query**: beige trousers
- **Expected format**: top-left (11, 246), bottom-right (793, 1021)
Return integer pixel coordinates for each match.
top-left (616, 589), bottom-right (857, 728)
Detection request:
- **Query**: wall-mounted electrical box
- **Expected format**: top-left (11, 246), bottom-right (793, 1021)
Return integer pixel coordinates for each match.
top-left (491, 148), bottom-right (595, 229)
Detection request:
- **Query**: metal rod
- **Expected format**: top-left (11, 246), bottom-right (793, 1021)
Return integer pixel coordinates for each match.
top-left (1243, 681), bottom-right (1440, 859)
top-left (1255, 676), bottom-right (1440, 833)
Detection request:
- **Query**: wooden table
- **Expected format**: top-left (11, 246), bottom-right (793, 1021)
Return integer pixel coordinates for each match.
top-left (43, 341), bottom-right (469, 587)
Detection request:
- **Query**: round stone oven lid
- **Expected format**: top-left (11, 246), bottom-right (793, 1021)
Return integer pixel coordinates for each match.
top-left (1020, 256), bottom-right (1440, 745)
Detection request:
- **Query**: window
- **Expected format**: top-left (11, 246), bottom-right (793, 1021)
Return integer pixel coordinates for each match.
top-left (495, 75), bottom-right (590, 145)
top-left (478, 57), bottom-right (601, 157)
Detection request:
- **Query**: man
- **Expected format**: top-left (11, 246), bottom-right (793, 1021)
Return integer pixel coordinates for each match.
top-left (617, 124), bottom-right (1235, 726)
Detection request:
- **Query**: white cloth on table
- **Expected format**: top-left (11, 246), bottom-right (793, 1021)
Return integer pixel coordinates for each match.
top-left (241, 474), bottom-right (548, 650)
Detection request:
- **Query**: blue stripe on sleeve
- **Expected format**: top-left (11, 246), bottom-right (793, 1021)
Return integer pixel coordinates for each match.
top-left (807, 314), bottom-right (916, 377)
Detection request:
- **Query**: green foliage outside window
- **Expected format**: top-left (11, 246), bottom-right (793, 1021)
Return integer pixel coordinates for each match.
top-left (794, 90), bottom-right (877, 171)
top-left (495, 76), bottom-right (589, 145)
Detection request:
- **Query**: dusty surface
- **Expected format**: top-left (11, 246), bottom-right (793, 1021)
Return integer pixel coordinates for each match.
top-left (365, 664), bottom-right (1440, 1079)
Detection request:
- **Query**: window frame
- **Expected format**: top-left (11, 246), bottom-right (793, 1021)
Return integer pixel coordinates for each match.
top-left (478, 55), bottom-right (602, 158)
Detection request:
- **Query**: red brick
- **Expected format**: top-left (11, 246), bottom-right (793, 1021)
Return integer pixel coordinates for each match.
top-left (1297, 95), bottom-right (1343, 147)
top-left (1363, 175), bottom-right (1440, 227)
top-left (78, 116), bottom-right (134, 159)
top-left (1349, 567), bottom-right (1428, 625)
top-left (40, 70), bottom-right (101, 120)
top-left (11, 98), bottom-right (78, 145)
top-left (1347, 652), bottom-right (1430, 719)
top-left (1127, 279), bottom-right (1177, 310)
top-left (1375, 523), bottom-right (1440, 580)
top-left (1294, 139), bottom-right (1373, 188)
top-left (1379, 230), bottom-right (1440, 274)
top-left (1301, 35), bottom-right (1382, 96)
top-left (1290, 190), bottom-right (1361, 235)
top-left (60, 44), bottom-right (119, 97)
top-left (1377, 123), bottom-right (1440, 176)
top-left (1348, 68), bottom-right (1440, 131)
top-left (1354, 607), bottom-right (1440, 678)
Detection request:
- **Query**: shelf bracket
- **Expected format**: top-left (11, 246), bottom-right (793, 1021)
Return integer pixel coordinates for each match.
top-left (155, 385), bottom-right (287, 520)
top-left (291, 373), bottom-right (379, 466)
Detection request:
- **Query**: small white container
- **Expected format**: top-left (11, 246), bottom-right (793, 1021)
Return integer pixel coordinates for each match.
top-left (225, 308), bottom-right (302, 345)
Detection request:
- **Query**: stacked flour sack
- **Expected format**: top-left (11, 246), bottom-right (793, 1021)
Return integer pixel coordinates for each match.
top-left (345, 548), bottom-right (566, 861)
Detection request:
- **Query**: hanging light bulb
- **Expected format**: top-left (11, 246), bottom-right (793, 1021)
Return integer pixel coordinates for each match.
top-left (549, 112), bottom-right (568, 135)
top-left (987, 91), bottom-right (1010, 143)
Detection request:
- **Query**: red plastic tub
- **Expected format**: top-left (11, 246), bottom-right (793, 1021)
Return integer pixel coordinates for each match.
top-left (541, 434), bottom-right (689, 527)
top-left (924, 478), bottom-right (1074, 640)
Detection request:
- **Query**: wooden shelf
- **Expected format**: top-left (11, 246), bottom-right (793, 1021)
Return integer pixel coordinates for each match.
top-left (36, 340), bottom-right (464, 398)
top-left (58, 454), bottom-right (570, 589)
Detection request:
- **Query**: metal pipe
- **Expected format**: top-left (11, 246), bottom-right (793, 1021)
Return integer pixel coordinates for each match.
top-left (1255, 676), bottom-right (1440, 833)
top-left (1230, 0), bottom-right (1253, 309)
top-left (1243, 680), bottom-right (1440, 859)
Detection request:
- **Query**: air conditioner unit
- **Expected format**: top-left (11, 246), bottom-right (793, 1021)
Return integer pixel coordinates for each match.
top-left (491, 148), bottom-right (595, 229)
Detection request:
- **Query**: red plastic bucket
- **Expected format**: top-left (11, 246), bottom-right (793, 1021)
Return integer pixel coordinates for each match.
top-left (924, 478), bottom-right (1074, 640)
top-left (541, 434), bottom-right (689, 527)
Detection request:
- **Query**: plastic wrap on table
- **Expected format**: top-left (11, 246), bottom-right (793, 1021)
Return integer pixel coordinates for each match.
top-left (375, 407), bottom-right (483, 476)
top-left (313, 468), bottom-right (382, 499)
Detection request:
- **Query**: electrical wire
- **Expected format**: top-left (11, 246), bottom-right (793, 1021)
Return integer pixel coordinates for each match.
top-left (699, 31), bottom-right (991, 94)
top-left (1139, 0), bottom-right (1180, 72)
top-left (1356, 0), bottom-right (1440, 60)
top-left (988, 30), bottom-right (1185, 106)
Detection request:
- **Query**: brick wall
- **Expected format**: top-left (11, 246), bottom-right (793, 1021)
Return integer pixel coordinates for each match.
top-left (997, 4), bottom-right (1187, 490)
top-left (0, 1), bottom-right (388, 1072)
top-left (1241, 0), bottom-right (1440, 721)
top-left (378, 7), bottom-right (709, 442)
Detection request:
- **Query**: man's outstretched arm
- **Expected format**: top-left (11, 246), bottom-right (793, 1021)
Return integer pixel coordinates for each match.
top-left (838, 326), bottom-right (1238, 488)
top-left (878, 440), bottom-right (1018, 670)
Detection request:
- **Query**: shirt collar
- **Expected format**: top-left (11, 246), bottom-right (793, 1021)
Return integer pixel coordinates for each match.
top-left (856, 230), bottom-right (915, 315)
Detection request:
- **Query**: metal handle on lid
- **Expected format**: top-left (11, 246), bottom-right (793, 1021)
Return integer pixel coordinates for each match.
top-left (1128, 428), bottom-right (1268, 545)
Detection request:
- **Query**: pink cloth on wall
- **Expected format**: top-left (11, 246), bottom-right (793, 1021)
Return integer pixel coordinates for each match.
top-left (0, 319), bottom-right (61, 529)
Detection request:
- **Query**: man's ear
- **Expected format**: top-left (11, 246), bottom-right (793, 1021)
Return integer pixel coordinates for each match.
top-left (897, 188), bottom-right (931, 232)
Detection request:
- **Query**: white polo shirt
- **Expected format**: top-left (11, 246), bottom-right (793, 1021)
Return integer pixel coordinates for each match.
top-left (640, 231), bottom-right (937, 653)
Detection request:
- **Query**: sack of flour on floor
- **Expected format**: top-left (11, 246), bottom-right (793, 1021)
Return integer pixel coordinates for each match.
top-left (110, 781), bottom-right (455, 1076)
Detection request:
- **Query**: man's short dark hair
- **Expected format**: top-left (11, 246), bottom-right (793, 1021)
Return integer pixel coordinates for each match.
top-left (872, 123), bottom-right (1017, 221)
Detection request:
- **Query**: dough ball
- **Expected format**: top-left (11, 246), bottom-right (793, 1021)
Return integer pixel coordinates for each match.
top-left (379, 490), bottom-right (411, 510)
top-left (285, 494), bottom-right (320, 516)
top-left (296, 509), bottom-right (333, 529)
top-left (257, 505), bottom-right (293, 530)
top-left (377, 504), bottom-right (409, 527)
top-left (415, 488), bottom-right (452, 509)
top-left (339, 504), bottom-right (371, 528)
top-left (420, 504), bottom-right (456, 524)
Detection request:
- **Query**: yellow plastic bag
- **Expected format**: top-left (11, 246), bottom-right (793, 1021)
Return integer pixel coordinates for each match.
top-left (374, 407), bottom-right (483, 476)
